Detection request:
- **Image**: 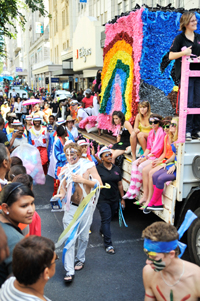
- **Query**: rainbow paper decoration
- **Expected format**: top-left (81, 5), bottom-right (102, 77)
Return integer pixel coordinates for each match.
top-left (98, 8), bottom-right (200, 132)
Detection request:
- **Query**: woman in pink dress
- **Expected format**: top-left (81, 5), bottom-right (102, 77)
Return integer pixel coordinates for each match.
top-left (123, 114), bottom-right (165, 204)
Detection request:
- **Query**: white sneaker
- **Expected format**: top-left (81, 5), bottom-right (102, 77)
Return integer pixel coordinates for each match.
top-left (186, 133), bottom-right (192, 141)
top-left (197, 132), bottom-right (200, 140)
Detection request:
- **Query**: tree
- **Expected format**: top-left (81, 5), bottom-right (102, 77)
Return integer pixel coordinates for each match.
top-left (0, 0), bottom-right (48, 57)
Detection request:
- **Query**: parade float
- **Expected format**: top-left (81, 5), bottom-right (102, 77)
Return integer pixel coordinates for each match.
top-left (98, 7), bottom-right (200, 131)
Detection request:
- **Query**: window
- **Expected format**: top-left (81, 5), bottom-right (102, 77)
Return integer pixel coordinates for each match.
top-left (66, 7), bottom-right (69, 25)
top-left (54, 18), bottom-right (56, 35)
top-left (63, 42), bottom-right (66, 50)
top-left (118, 2), bottom-right (122, 15)
top-left (62, 10), bottom-right (65, 29)
top-left (124, 0), bottom-right (129, 11)
top-left (57, 45), bottom-right (59, 63)
top-left (131, 0), bottom-right (135, 9)
top-left (101, 13), bottom-right (103, 24)
top-left (104, 11), bottom-right (107, 23)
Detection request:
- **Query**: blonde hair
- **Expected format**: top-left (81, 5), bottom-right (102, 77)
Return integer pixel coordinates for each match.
top-left (64, 143), bottom-right (82, 157)
top-left (138, 101), bottom-right (151, 119)
top-left (169, 117), bottom-right (179, 143)
top-left (179, 12), bottom-right (195, 32)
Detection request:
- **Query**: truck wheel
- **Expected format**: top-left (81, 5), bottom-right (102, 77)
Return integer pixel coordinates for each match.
top-left (187, 208), bottom-right (200, 265)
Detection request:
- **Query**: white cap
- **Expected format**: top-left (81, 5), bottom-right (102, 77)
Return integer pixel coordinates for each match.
top-left (98, 146), bottom-right (112, 159)
top-left (77, 139), bottom-right (89, 146)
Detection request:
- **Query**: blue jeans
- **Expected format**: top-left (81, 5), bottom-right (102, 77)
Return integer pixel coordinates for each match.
top-left (97, 201), bottom-right (119, 248)
top-left (186, 77), bottom-right (200, 134)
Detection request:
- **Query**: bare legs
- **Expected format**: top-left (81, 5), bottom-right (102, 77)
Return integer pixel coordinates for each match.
top-left (111, 149), bottom-right (125, 164)
top-left (138, 163), bottom-right (153, 205)
top-left (130, 131), bottom-right (137, 161)
top-left (137, 132), bottom-right (149, 153)
top-left (142, 165), bottom-right (164, 207)
top-left (129, 132), bottom-right (149, 161)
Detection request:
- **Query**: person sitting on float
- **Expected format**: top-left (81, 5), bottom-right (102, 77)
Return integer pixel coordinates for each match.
top-left (70, 100), bottom-right (88, 128)
top-left (123, 114), bottom-right (165, 201)
top-left (128, 101), bottom-right (151, 161)
top-left (143, 117), bottom-right (179, 213)
top-left (111, 111), bottom-right (133, 164)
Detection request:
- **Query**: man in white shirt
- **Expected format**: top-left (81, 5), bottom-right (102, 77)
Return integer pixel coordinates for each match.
top-left (11, 89), bottom-right (16, 98)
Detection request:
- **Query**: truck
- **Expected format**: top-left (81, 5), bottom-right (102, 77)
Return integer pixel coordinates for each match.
top-left (81, 54), bottom-right (200, 265)
top-left (122, 54), bottom-right (200, 265)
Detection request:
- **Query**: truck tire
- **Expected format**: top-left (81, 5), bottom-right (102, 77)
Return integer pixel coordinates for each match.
top-left (187, 208), bottom-right (200, 265)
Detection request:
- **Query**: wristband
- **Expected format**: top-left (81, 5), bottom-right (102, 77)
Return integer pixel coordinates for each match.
top-left (162, 159), bottom-right (167, 163)
top-left (141, 155), bottom-right (145, 158)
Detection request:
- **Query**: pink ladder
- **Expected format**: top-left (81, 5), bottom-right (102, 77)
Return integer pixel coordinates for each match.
top-left (177, 55), bottom-right (200, 143)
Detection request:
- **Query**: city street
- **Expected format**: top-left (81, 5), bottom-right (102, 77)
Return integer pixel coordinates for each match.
top-left (33, 176), bottom-right (190, 301)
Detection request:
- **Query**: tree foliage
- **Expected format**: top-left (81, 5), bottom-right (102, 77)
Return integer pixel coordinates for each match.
top-left (0, 0), bottom-right (48, 57)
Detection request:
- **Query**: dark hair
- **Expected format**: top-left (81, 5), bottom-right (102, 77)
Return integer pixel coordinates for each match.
top-left (163, 116), bottom-right (172, 125)
top-left (11, 156), bottom-right (23, 167)
top-left (0, 117), bottom-right (4, 127)
top-left (13, 236), bottom-right (55, 285)
top-left (0, 182), bottom-right (34, 206)
top-left (112, 111), bottom-right (125, 126)
top-left (0, 143), bottom-right (9, 166)
top-left (8, 165), bottom-right (26, 181)
top-left (12, 174), bottom-right (33, 189)
top-left (57, 124), bottom-right (65, 137)
top-left (149, 113), bottom-right (163, 126)
top-left (49, 115), bottom-right (55, 120)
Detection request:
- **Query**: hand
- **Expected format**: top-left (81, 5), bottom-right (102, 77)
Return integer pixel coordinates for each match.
top-left (54, 193), bottom-right (65, 200)
top-left (121, 199), bottom-right (126, 209)
top-left (12, 131), bottom-right (19, 138)
top-left (134, 128), bottom-right (140, 134)
top-left (136, 157), bottom-right (146, 166)
top-left (91, 145), bottom-right (95, 156)
top-left (0, 225), bottom-right (9, 263)
top-left (151, 159), bottom-right (159, 168)
top-left (167, 165), bottom-right (175, 174)
top-left (72, 174), bottom-right (85, 184)
top-left (163, 163), bottom-right (167, 170)
top-left (183, 46), bottom-right (192, 56)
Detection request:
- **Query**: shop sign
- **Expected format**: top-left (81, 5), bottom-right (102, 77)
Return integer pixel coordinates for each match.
top-left (16, 67), bottom-right (23, 72)
top-left (51, 78), bottom-right (59, 83)
top-left (76, 47), bottom-right (92, 62)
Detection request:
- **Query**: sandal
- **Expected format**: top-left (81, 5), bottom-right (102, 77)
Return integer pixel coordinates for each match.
top-left (139, 205), bottom-right (146, 210)
top-left (64, 274), bottom-right (74, 283)
top-left (74, 261), bottom-right (84, 271)
top-left (134, 201), bottom-right (141, 206)
top-left (106, 246), bottom-right (115, 254)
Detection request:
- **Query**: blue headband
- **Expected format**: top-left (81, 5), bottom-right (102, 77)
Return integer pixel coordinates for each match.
top-left (144, 210), bottom-right (198, 258)
top-left (144, 238), bottom-right (178, 253)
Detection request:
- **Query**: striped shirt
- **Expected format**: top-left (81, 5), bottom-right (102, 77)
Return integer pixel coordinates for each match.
top-left (0, 277), bottom-right (52, 301)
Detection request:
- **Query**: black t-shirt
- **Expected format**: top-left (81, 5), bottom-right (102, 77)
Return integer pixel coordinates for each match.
top-left (0, 130), bottom-right (9, 147)
top-left (97, 163), bottom-right (122, 203)
top-left (50, 102), bottom-right (59, 113)
top-left (170, 32), bottom-right (200, 81)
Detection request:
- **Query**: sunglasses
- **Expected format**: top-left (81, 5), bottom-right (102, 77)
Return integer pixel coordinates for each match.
top-left (170, 123), bottom-right (177, 127)
top-left (104, 153), bottom-right (112, 158)
top-left (149, 120), bottom-right (159, 125)
top-left (163, 124), bottom-right (170, 129)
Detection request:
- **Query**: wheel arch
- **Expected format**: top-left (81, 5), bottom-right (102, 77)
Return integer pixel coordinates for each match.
top-left (175, 186), bottom-right (200, 229)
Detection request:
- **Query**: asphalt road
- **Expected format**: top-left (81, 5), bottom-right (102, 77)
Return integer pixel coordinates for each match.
top-left (33, 176), bottom-right (190, 301)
